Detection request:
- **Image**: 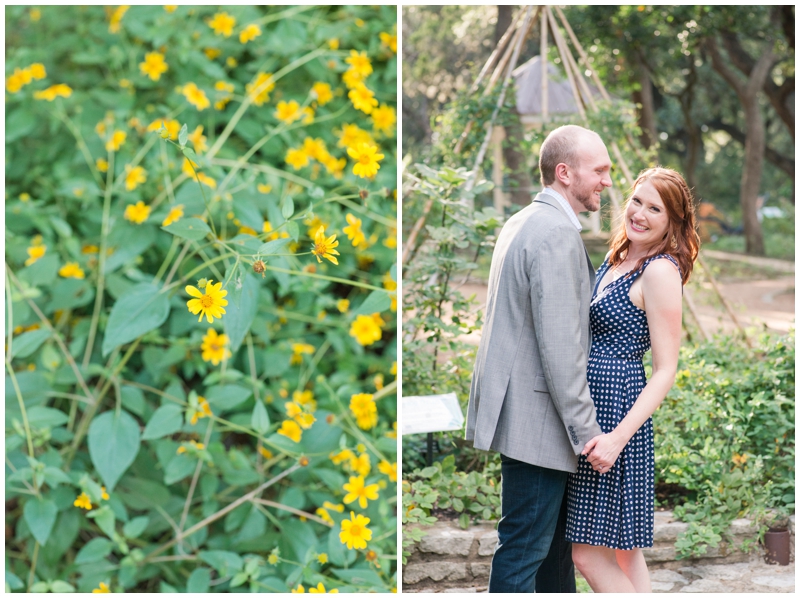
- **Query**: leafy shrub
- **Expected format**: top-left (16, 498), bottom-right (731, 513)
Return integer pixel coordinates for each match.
top-left (655, 330), bottom-right (795, 557)
top-left (6, 5), bottom-right (397, 593)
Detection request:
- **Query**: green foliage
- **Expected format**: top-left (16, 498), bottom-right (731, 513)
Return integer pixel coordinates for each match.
top-left (6, 5), bottom-right (397, 593)
top-left (401, 455), bottom-right (501, 563)
top-left (655, 330), bottom-right (795, 557)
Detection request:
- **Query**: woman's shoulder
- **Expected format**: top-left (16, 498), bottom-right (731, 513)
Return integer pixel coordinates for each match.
top-left (641, 254), bottom-right (682, 285)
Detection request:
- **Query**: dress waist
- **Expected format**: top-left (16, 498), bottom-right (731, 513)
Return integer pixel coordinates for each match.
top-left (589, 344), bottom-right (647, 362)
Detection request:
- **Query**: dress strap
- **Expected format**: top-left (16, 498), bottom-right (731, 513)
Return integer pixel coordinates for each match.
top-left (631, 254), bottom-right (683, 285)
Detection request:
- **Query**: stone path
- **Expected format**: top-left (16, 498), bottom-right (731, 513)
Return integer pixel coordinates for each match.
top-left (649, 557), bottom-right (795, 593)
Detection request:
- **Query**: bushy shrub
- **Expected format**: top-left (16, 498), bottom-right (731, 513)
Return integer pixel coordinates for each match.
top-left (6, 5), bottom-right (397, 593)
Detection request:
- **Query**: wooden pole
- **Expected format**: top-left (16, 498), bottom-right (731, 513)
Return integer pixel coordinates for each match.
top-left (484, 8), bottom-right (539, 97)
top-left (696, 254), bottom-right (752, 347)
top-left (401, 196), bottom-right (435, 267)
top-left (683, 285), bottom-right (711, 342)
top-left (463, 6), bottom-right (536, 200)
top-left (540, 8), bottom-right (548, 120)
top-left (545, 7), bottom-right (585, 121)
top-left (470, 8), bottom-right (524, 94)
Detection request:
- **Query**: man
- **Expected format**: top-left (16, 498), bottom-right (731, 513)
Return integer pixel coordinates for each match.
top-left (465, 125), bottom-right (613, 593)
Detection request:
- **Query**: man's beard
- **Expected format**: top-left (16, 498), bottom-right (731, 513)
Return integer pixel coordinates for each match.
top-left (572, 173), bottom-right (600, 212)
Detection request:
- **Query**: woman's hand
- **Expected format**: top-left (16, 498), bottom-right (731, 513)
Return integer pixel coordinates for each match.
top-left (582, 432), bottom-right (626, 473)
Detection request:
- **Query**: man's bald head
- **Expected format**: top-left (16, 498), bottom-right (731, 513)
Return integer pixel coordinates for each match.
top-left (539, 125), bottom-right (603, 186)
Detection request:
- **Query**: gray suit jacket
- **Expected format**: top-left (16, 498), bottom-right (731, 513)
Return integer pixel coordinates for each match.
top-left (465, 193), bottom-right (602, 473)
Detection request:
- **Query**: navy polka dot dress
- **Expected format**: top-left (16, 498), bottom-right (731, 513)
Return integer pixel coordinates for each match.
top-left (565, 254), bottom-right (680, 550)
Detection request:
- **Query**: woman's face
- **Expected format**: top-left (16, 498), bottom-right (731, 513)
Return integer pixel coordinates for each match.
top-left (624, 180), bottom-right (670, 249)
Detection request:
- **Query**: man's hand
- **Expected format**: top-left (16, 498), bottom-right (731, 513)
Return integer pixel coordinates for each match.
top-left (581, 432), bottom-right (626, 473)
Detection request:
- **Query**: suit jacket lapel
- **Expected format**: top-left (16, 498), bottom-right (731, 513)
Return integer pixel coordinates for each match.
top-left (534, 193), bottom-right (596, 284)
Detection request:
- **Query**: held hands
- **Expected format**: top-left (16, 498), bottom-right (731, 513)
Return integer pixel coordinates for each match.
top-left (582, 432), bottom-right (626, 473)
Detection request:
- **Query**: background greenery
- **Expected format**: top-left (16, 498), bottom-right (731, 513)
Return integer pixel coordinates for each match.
top-left (6, 5), bottom-right (397, 593)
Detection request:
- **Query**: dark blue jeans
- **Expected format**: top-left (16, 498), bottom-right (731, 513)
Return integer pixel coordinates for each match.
top-left (488, 454), bottom-right (576, 593)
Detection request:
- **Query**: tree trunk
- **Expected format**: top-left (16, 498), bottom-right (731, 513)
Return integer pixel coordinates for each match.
top-left (632, 53), bottom-right (658, 149)
top-left (496, 5), bottom-right (534, 205)
top-left (706, 36), bottom-right (775, 255)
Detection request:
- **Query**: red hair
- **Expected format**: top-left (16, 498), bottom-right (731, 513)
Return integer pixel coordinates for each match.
top-left (608, 167), bottom-right (700, 284)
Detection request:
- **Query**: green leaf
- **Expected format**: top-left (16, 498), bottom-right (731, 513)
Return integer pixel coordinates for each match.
top-left (458, 513), bottom-right (470, 529)
top-left (223, 275), bottom-right (259, 352)
top-left (26, 406), bottom-right (69, 429)
top-left (50, 581), bottom-right (76, 593)
top-left (205, 384), bottom-right (252, 412)
top-left (123, 516), bottom-right (149, 539)
top-left (5, 571), bottom-right (23, 590)
top-left (42, 467), bottom-right (72, 488)
top-left (75, 537), bottom-right (113, 564)
top-left (6, 108), bottom-right (37, 143)
top-left (257, 238), bottom-right (291, 256)
top-left (229, 572), bottom-right (249, 588)
top-left (199, 550), bottom-right (243, 577)
top-left (142, 404), bottom-right (184, 440)
top-left (116, 478), bottom-right (170, 509)
top-left (87, 410), bottom-right (141, 492)
top-left (164, 453), bottom-right (197, 485)
top-left (327, 527), bottom-right (356, 567)
top-left (101, 283), bottom-right (171, 356)
top-left (178, 123), bottom-right (188, 147)
top-left (285, 221), bottom-right (300, 242)
top-left (187, 567), bottom-right (211, 593)
top-left (353, 290), bottom-right (391, 316)
top-left (281, 197), bottom-right (294, 219)
top-left (10, 328), bottom-right (51, 359)
top-left (88, 505), bottom-right (116, 538)
top-left (30, 581), bottom-right (49, 593)
top-left (250, 400), bottom-right (270, 435)
top-left (331, 567), bottom-right (384, 588)
top-left (162, 218), bottom-right (211, 242)
top-left (23, 497), bottom-right (57, 546)
top-left (182, 146), bottom-right (198, 162)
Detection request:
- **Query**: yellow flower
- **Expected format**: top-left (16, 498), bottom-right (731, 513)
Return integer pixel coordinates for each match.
top-left (285, 402), bottom-right (303, 419)
top-left (371, 104), bottom-right (396, 135)
top-left (350, 393), bottom-right (377, 430)
top-left (108, 5), bottom-right (129, 33)
top-left (33, 83), bottom-right (73, 101)
top-left (106, 130), bottom-right (127, 152)
top-left (348, 84), bottom-right (378, 115)
top-left (339, 511), bottom-right (372, 550)
top-left (92, 582), bottom-right (111, 593)
top-left (74, 492), bottom-right (93, 510)
top-left (345, 50), bottom-right (373, 77)
top-left (162, 204), bottom-right (184, 226)
top-left (189, 396), bottom-right (213, 425)
top-left (246, 72), bottom-right (275, 106)
top-left (215, 80), bottom-right (234, 93)
top-left (347, 143), bottom-right (384, 179)
top-left (186, 280), bottom-right (228, 323)
top-left (301, 137), bottom-right (326, 161)
top-left (201, 328), bottom-right (232, 366)
top-left (380, 31), bottom-right (397, 53)
top-left (355, 18), bottom-right (365, 27)
top-left (343, 213), bottom-right (366, 247)
top-left (336, 299), bottom-right (349, 313)
top-left (291, 343), bottom-right (315, 364)
top-left (336, 123), bottom-right (373, 150)
top-left (185, 126), bottom-right (208, 153)
top-left (58, 262), bottom-right (85, 279)
top-left (208, 12), bottom-right (236, 37)
top-left (378, 460), bottom-right (397, 482)
top-left (29, 63), bottom-right (46, 79)
top-left (6, 68), bottom-right (29, 93)
top-left (164, 5), bottom-right (177, 13)
top-left (30, 8), bottom-right (41, 21)
top-left (239, 23), bottom-right (261, 44)
top-left (177, 440), bottom-right (205, 454)
top-left (316, 507), bottom-right (334, 525)
top-left (139, 51), bottom-right (168, 81)
top-left (226, 56), bottom-right (237, 68)
top-left (216, 98), bottom-right (230, 110)
top-left (124, 201), bottom-right (150, 225)
top-left (19, 193), bottom-right (30, 202)
top-left (267, 550), bottom-right (279, 565)
top-left (96, 158), bottom-right (108, 173)
top-left (343, 475), bottom-right (380, 509)
top-left (124, 165), bottom-right (147, 191)
top-left (301, 106), bottom-right (315, 124)
top-left (328, 38), bottom-right (339, 50)
top-left (182, 82), bottom-right (210, 110)
top-left (293, 389), bottom-right (317, 411)
top-left (291, 584), bottom-right (305, 594)
top-left (342, 68), bottom-right (365, 90)
top-left (311, 82), bottom-right (333, 105)
top-left (259, 446), bottom-right (273, 460)
top-left (391, 361), bottom-right (397, 376)
top-left (278, 419), bottom-right (302, 443)
top-left (330, 449), bottom-right (354, 466)
top-left (275, 100), bottom-right (302, 124)
top-left (25, 244), bottom-right (47, 267)
top-left (350, 314), bottom-right (382, 346)
top-left (309, 582), bottom-right (337, 593)
top-left (316, 553), bottom-right (329, 565)
top-left (311, 226), bottom-right (340, 265)
top-left (286, 148), bottom-right (310, 170)
top-left (257, 183), bottom-right (272, 194)
top-left (147, 118), bottom-right (180, 139)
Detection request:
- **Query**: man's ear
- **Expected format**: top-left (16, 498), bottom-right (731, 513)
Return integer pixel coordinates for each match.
top-left (554, 163), bottom-right (571, 186)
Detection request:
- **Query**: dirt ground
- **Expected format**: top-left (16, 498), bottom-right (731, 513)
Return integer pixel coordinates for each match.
top-left (448, 251), bottom-right (794, 347)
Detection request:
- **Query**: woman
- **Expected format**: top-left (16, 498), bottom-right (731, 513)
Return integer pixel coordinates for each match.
top-left (565, 167), bottom-right (700, 592)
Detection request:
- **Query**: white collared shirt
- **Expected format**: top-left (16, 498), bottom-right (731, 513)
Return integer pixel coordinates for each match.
top-left (541, 187), bottom-right (582, 231)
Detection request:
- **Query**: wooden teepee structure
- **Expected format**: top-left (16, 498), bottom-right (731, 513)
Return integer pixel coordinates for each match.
top-left (455, 5), bottom-right (642, 232)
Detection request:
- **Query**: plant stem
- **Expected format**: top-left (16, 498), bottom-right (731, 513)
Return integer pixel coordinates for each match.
top-left (6, 360), bottom-right (35, 459)
top-left (264, 265), bottom-right (386, 292)
top-left (27, 541), bottom-right (40, 590)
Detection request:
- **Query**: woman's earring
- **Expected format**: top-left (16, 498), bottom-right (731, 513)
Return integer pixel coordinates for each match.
top-left (670, 235), bottom-right (678, 249)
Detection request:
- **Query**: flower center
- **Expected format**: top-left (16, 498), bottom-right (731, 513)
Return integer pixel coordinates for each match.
top-left (210, 343), bottom-right (221, 352)
top-left (314, 242), bottom-right (327, 255)
top-left (350, 524), bottom-right (362, 536)
top-left (359, 154), bottom-right (372, 165)
top-left (200, 295), bottom-right (215, 308)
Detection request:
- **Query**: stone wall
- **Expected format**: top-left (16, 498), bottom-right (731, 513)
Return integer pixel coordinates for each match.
top-left (403, 512), bottom-right (795, 592)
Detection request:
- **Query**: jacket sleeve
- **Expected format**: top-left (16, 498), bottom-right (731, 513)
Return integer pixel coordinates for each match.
top-left (530, 225), bottom-right (602, 454)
